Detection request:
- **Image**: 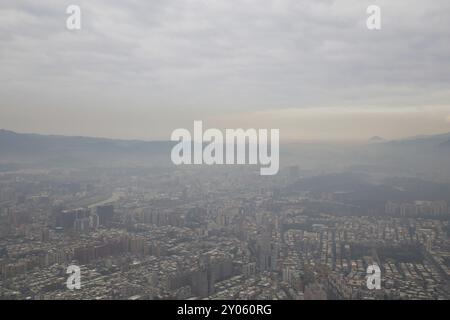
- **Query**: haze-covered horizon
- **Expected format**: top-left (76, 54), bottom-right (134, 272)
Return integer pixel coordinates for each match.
top-left (1, 123), bottom-right (450, 144)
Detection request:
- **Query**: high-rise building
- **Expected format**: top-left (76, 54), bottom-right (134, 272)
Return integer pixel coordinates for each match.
top-left (96, 204), bottom-right (114, 226)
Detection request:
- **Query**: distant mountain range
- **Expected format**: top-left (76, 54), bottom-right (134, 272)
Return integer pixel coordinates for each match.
top-left (0, 129), bottom-right (449, 175)
top-left (386, 132), bottom-right (450, 150)
top-left (0, 129), bottom-right (174, 168)
top-left (0, 129), bottom-right (172, 153)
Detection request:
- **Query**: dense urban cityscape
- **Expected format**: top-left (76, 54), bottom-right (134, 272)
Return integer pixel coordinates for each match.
top-left (1, 164), bottom-right (449, 300)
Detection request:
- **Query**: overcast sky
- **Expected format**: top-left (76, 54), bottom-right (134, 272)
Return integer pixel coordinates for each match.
top-left (1, 0), bottom-right (450, 141)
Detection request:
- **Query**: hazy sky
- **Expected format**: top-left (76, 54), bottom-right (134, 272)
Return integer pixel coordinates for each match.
top-left (1, 0), bottom-right (450, 141)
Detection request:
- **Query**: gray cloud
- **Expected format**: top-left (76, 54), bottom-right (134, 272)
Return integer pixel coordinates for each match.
top-left (1, 0), bottom-right (450, 140)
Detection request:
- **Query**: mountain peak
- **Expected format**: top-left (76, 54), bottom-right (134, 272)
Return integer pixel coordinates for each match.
top-left (368, 136), bottom-right (385, 143)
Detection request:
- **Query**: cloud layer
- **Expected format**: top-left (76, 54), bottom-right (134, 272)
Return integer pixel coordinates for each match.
top-left (1, 0), bottom-right (450, 140)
